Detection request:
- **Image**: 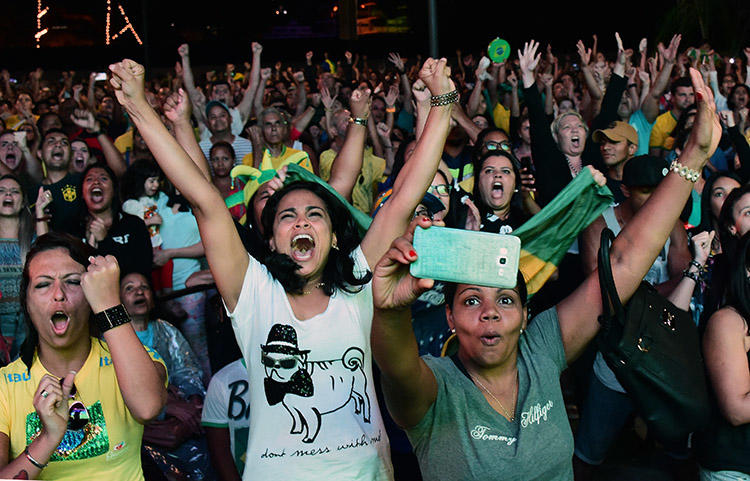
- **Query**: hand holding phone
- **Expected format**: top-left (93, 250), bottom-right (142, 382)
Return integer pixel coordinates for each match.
top-left (410, 226), bottom-right (520, 289)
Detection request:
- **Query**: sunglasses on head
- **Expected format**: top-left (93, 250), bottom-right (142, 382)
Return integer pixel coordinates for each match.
top-left (427, 184), bottom-right (451, 196)
top-left (261, 355), bottom-right (298, 369)
top-left (484, 140), bottom-right (512, 152)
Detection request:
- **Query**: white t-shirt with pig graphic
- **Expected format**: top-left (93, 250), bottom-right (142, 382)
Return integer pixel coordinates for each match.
top-left (226, 247), bottom-right (393, 481)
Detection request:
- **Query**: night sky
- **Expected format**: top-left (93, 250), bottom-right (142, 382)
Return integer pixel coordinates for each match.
top-left (0, 0), bottom-right (748, 73)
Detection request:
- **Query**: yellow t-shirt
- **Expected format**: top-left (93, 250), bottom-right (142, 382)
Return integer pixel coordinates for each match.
top-left (319, 147), bottom-right (386, 214)
top-left (241, 145), bottom-right (312, 172)
top-left (114, 130), bottom-right (133, 154)
top-left (492, 103), bottom-right (511, 134)
top-left (5, 114), bottom-right (40, 132)
top-left (0, 339), bottom-right (166, 481)
top-left (649, 111), bottom-right (677, 150)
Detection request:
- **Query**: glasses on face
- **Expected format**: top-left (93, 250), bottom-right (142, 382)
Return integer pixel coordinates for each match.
top-left (427, 184), bottom-right (451, 196)
top-left (484, 140), bottom-right (512, 152)
top-left (261, 355), bottom-right (298, 369)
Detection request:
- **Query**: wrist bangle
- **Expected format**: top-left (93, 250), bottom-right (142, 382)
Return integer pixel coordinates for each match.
top-left (35, 215), bottom-right (51, 222)
top-left (628, 83), bottom-right (638, 89)
top-left (683, 269), bottom-right (701, 283)
top-left (689, 259), bottom-right (703, 271)
top-left (24, 447), bottom-right (48, 469)
top-left (669, 160), bottom-right (701, 182)
top-left (349, 117), bottom-right (368, 127)
top-left (385, 106), bottom-right (396, 113)
top-left (92, 304), bottom-right (131, 333)
top-left (430, 89), bottom-right (459, 107)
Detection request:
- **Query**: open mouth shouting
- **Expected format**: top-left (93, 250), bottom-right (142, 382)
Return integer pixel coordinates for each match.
top-left (72, 152), bottom-right (87, 172)
top-left (290, 234), bottom-right (315, 262)
top-left (50, 311), bottom-right (71, 336)
top-left (89, 186), bottom-right (104, 204)
top-left (570, 135), bottom-right (581, 150)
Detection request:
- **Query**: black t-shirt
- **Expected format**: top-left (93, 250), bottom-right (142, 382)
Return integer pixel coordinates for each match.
top-left (39, 172), bottom-right (84, 237)
top-left (96, 213), bottom-right (153, 278)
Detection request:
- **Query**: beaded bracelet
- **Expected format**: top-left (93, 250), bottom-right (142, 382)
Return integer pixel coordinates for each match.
top-left (430, 89), bottom-right (459, 107)
top-left (683, 268), bottom-right (702, 283)
top-left (689, 260), bottom-right (703, 271)
top-left (670, 160), bottom-right (700, 182)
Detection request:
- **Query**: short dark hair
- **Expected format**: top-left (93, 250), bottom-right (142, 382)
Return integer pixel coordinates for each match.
top-left (670, 77), bottom-right (693, 95)
top-left (209, 141), bottom-right (236, 160)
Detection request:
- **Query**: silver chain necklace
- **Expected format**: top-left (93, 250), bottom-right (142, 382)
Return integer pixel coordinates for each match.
top-left (468, 370), bottom-right (518, 422)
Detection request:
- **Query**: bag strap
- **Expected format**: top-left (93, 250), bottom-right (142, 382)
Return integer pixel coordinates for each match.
top-left (597, 228), bottom-right (626, 325)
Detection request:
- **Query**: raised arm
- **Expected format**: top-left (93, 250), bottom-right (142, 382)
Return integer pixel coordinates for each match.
top-left (388, 53), bottom-right (413, 115)
top-left (109, 59), bottom-right (248, 312)
top-left (371, 216), bottom-right (439, 428)
top-left (70, 109), bottom-right (127, 178)
top-left (557, 67), bottom-right (721, 363)
top-left (235, 43), bottom-right (261, 123)
top-left (178, 44), bottom-right (208, 130)
top-left (162, 89), bottom-right (211, 180)
top-left (83, 254), bottom-right (167, 422)
top-left (577, 39), bottom-right (603, 100)
top-left (327, 89), bottom-right (370, 200)
top-left (360, 58), bottom-right (454, 268)
top-left (642, 34), bottom-right (681, 123)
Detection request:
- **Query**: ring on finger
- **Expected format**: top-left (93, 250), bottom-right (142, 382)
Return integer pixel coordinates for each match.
top-left (41, 390), bottom-right (49, 398)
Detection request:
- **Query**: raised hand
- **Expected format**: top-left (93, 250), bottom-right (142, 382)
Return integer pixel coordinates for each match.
top-left (684, 67), bottom-right (721, 162)
top-left (81, 254), bottom-right (121, 313)
top-left (376, 121), bottom-right (391, 142)
top-left (293, 71), bottom-right (305, 84)
top-left (252, 41), bottom-right (263, 55)
top-left (540, 73), bottom-right (554, 89)
top-left (177, 43), bottom-right (189, 58)
top-left (260, 68), bottom-right (272, 81)
top-left (518, 40), bottom-right (541, 87)
top-left (35, 187), bottom-right (52, 218)
top-left (691, 230), bottom-right (715, 266)
top-left (385, 84), bottom-right (399, 107)
top-left (639, 38), bottom-right (648, 53)
top-left (718, 110), bottom-right (735, 128)
top-left (387, 52), bottom-right (405, 73)
top-left (320, 86), bottom-right (338, 110)
top-left (412, 78), bottom-right (431, 104)
top-left (350, 88), bottom-right (372, 119)
top-left (658, 34), bottom-right (682, 64)
top-left (344, 51), bottom-right (353, 64)
top-left (506, 70), bottom-right (518, 88)
top-left (108, 59), bottom-right (147, 109)
top-left (305, 51), bottom-right (313, 65)
top-left (576, 40), bottom-right (592, 65)
top-left (418, 58), bottom-right (454, 96)
top-left (162, 88), bottom-right (191, 124)
top-left (70, 108), bottom-right (99, 132)
top-left (372, 216), bottom-right (436, 311)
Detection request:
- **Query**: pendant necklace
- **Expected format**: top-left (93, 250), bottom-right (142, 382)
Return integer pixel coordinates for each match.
top-left (469, 370), bottom-right (518, 422)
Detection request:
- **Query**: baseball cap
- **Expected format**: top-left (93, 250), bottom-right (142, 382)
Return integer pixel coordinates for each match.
top-left (593, 121), bottom-right (638, 145)
top-left (622, 155), bottom-right (670, 188)
top-left (205, 100), bottom-right (231, 118)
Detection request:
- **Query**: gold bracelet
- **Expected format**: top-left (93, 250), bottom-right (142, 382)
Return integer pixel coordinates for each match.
top-left (349, 116), bottom-right (368, 126)
top-left (669, 160), bottom-right (700, 182)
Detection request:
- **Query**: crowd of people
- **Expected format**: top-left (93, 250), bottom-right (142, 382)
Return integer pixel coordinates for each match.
top-left (0, 30), bottom-right (747, 481)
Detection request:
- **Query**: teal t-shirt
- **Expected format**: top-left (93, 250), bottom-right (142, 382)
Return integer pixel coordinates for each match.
top-left (628, 109), bottom-right (655, 157)
top-left (407, 307), bottom-right (573, 481)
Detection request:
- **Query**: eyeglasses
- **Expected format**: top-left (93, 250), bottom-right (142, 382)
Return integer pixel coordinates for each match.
top-left (427, 184), bottom-right (451, 196)
top-left (261, 355), bottom-right (298, 369)
top-left (484, 140), bottom-right (512, 152)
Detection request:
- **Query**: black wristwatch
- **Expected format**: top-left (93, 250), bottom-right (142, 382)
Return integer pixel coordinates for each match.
top-left (92, 304), bottom-right (131, 333)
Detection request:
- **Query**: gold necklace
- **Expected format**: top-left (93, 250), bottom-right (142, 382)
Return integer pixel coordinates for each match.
top-left (301, 282), bottom-right (325, 295)
top-left (469, 370), bottom-right (518, 422)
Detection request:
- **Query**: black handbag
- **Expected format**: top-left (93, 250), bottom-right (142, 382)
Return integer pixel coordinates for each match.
top-left (596, 228), bottom-right (711, 444)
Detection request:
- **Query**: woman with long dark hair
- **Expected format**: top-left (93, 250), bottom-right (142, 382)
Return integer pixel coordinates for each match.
top-left (0, 175), bottom-right (50, 362)
top-left (0, 232), bottom-right (166, 480)
top-left (110, 56), bottom-right (455, 480)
